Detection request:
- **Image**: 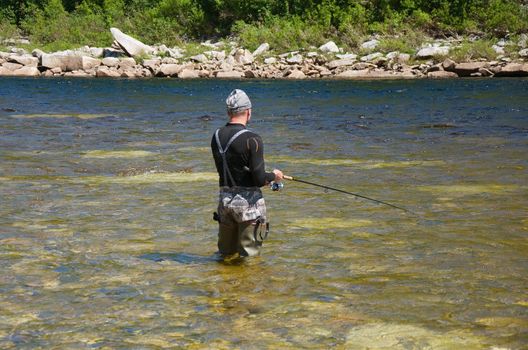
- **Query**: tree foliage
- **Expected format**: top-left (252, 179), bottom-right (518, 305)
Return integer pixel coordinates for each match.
top-left (0, 0), bottom-right (526, 48)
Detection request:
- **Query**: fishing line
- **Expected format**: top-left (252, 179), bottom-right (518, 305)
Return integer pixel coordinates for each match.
top-left (282, 175), bottom-right (416, 215)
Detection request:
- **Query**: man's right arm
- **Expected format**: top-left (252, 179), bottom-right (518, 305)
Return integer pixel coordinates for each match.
top-left (248, 136), bottom-right (280, 187)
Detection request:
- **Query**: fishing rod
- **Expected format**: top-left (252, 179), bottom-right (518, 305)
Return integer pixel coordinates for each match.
top-left (278, 175), bottom-right (415, 215)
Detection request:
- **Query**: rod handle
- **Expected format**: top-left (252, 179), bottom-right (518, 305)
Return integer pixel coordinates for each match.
top-left (283, 175), bottom-right (293, 181)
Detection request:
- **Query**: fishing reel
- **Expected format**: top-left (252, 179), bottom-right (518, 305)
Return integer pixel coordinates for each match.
top-left (270, 181), bottom-right (284, 191)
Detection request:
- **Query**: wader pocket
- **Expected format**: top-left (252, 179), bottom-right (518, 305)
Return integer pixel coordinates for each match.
top-left (253, 217), bottom-right (269, 243)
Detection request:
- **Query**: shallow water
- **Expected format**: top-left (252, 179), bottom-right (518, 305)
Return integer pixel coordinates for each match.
top-left (1, 77), bottom-right (527, 349)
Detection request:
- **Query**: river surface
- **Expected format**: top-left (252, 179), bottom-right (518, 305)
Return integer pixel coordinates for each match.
top-left (1, 77), bottom-right (527, 349)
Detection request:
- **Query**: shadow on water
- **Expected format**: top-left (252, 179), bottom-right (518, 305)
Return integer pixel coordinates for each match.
top-left (139, 252), bottom-right (220, 264)
top-left (139, 252), bottom-right (259, 266)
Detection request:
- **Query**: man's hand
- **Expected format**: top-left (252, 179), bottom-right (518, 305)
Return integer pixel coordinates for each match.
top-left (273, 169), bottom-right (283, 182)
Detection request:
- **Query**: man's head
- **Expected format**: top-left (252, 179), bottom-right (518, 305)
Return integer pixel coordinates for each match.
top-left (226, 89), bottom-right (252, 123)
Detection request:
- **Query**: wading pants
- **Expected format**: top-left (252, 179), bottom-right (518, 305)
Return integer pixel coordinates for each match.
top-left (216, 187), bottom-right (268, 257)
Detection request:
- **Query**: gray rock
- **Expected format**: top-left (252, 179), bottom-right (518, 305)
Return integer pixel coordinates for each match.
top-left (442, 58), bottom-right (456, 71)
top-left (286, 54), bottom-right (303, 64)
top-left (519, 49), bottom-right (528, 58)
top-left (360, 52), bottom-right (383, 62)
top-left (96, 67), bottom-right (121, 77)
top-left (306, 52), bottom-right (319, 58)
top-left (352, 62), bottom-right (375, 70)
top-left (8, 55), bottom-right (38, 67)
top-left (1, 66), bottom-right (40, 76)
top-left (190, 54), bottom-right (208, 63)
top-left (519, 34), bottom-right (528, 49)
top-left (110, 27), bottom-right (152, 57)
top-left (427, 71), bottom-right (458, 79)
top-left (252, 43), bottom-right (270, 57)
top-left (264, 57), bottom-right (277, 64)
top-left (495, 63), bottom-right (528, 77)
top-left (361, 39), bottom-right (380, 50)
top-left (41, 54), bottom-right (83, 71)
top-left (453, 62), bottom-right (489, 76)
top-left (178, 69), bottom-right (199, 79)
top-left (416, 46), bottom-right (450, 58)
top-left (102, 57), bottom-right (120, 67)
top-left (89, 47), bottom-right (104, 57)
top-left (157, 64), bottom-right (184, 77)
top-left (336, 53), bottom-right (357, 60)
top-left (142, 59), bottom-right (161, 71)
top-left (216, 71), bottom-right (244, 78)
top-left (234, 49), bottom-right (254, 65)
top-left (397, 53), bottom-right (411, 64)
top-left (286, 69), bottom-right (306, 79)
top-left (492, 45), bottom-right (505, 55)
top-left (386, 51), bottom-right (400, 60)
top-left (119, 57), bottom-right (136, 69)
top-left (82, 56), bottom-right (101, 70)
top-left (327, 58), bottom-right (356, 69)
top-left (319, 41), bottom-right (340, 53)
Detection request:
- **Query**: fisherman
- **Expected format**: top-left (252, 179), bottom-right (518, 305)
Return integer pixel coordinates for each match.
top-left (211, 89), bottom-right (283, 258)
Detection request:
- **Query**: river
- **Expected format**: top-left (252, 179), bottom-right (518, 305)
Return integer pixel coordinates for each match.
top-left (1, 77), bottom-right (527, 349)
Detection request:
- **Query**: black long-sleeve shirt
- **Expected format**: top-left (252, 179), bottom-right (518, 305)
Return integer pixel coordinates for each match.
top-left (211, 123), bottom-right (275, 187)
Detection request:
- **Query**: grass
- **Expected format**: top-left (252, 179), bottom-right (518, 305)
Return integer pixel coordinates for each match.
top-left (450, 39), bottom-right (498, 62)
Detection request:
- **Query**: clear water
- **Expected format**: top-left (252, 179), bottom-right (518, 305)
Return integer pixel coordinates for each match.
top-left (1, 77), bottom-right (527, 349)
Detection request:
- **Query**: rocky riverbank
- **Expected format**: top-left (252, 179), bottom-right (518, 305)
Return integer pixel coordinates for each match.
top-left (1, 28), bottom-right (527, 79)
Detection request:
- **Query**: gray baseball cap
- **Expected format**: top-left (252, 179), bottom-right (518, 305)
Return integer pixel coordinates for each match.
top-left (226, 89), bottom-right (252, 113)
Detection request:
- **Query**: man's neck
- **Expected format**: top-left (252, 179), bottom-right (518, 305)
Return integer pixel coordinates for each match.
top-left (229, 116), bottom-right (247, 126)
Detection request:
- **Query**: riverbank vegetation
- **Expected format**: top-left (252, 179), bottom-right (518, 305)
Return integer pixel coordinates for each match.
top-left (1, 0), bottom-right (527, 53)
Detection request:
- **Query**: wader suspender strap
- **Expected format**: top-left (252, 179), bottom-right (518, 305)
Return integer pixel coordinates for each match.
top-left (215, 128), bottom-right (250, 187)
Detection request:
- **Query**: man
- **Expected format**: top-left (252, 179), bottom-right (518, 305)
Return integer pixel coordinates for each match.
top-left (211, 89), bottom-right (283, 258)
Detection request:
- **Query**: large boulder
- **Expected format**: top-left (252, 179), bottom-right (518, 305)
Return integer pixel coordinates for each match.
top-left (451, 62), bottom-right (489, 76)
top-left (319, 41), bottom-right (340, 53)
top-left (519, 49), bottom-right (528, 58)
top-left (361, 39), bottom-right (380, 50)
top-left (156, 64), bottom-right (184, 77)
top-left (415, 46), bottom-right (450, 59)
top-left (495, 63), bottom-right (528, 77)
top-left (110, 28), bottom-right (152, 57)
top-left (286, 69), bottom-right (306, 79)
top-left (327, 58), bottom-right (356, 69)
top-left (286, 54), bottom-right (303, 64)
top-left (2, 62), bottom-right (23, 71)
top-left (427, 71), bottom-right (459, 79)
top-left (119, 57), bottom-right (136, 69)
top-left (8, 55), bottom-right (38, 67)
top-left (252, 43), bottom-right (270, 57)
top-left (81, 56), bottom-right (101, 70)
top-left (41, 53), bottom-right (83, 71)
top-left (234, 49), bottom-right (254, 65)
top-left (178, 69), bottom-right (199, 79)
top-left (96, 67), bottom-right (121, 77)
top-left (2, 66), bottom-right (40, 77)
top-left (102, 57), bottom-right (120, 67)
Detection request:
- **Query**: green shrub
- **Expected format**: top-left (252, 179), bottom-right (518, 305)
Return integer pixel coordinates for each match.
top-left (233, 16), bottom-right (331, 53)
top-left (481, 0), bottom-right (528, 35)
top-left (450, 39), bottom-right (498, 62)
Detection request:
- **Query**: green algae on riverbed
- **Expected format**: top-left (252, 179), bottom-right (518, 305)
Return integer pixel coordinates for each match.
top-left (1, 78), bottom-right (527, 349)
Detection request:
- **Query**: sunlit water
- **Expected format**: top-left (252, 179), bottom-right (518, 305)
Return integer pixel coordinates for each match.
top-left (1, 77), bottom-right (527, 349)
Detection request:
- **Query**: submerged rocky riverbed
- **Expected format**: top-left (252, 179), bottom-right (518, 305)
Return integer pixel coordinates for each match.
top-left (1, 78), bottom-right (527, 349)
